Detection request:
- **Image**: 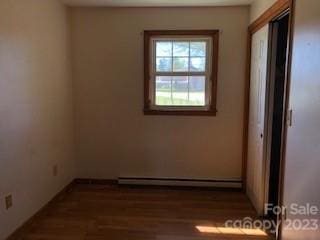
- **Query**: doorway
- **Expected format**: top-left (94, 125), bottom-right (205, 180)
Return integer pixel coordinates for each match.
top-left (245, 1), bottom-right (293, 238)
top-left (265, 12), bottom-right (290, 223)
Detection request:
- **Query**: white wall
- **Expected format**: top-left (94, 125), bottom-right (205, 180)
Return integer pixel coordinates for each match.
top-left (282, 0), bottom-right (320, 239)
top-left (0, 4), bottom-right (250, 238)
top-left (71, 7), bottom-right (249, 180)
top-left (0, 0), bottom-right (74, 239)
top-left (250, 0), bottom-right (277, 22)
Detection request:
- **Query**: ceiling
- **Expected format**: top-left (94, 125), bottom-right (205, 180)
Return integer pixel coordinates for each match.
top-left (61, 0), bottom-right (254, 7)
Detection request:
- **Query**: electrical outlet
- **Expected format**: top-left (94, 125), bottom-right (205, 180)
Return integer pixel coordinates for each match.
top-left (53, 165), bottom-right (58, 177)
top-left (5, 195), bottom-right (13, 210)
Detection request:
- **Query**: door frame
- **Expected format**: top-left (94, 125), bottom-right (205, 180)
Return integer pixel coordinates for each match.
top-left (264, 11), bottom-right (290, 216)
top-left (242, 0), bottom-right (295, 235)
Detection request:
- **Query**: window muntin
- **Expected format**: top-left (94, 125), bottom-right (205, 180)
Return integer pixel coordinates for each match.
top-left (155, 76), bottom-right (206, 106)
top-left (150, 37), bottom-right (212, 109)
top-left (143, 30), bottom-right (219, 116)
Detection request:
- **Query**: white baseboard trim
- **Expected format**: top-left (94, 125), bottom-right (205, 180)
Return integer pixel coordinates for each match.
top-left (118, 177), bottom-right (242, 189)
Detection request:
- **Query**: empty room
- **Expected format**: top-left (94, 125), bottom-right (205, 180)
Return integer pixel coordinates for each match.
top-left (0, 0), bottom-right (319, 239)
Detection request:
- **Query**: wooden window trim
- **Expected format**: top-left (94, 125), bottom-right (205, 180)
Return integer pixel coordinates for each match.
top-left (143, 30), bottom-right (219, 116)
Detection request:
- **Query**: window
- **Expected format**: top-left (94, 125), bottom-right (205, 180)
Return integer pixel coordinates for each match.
top-left (144, 30), bottom-right (219, 116)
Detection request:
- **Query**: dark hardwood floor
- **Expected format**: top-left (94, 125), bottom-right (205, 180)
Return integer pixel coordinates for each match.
top-left (9, 184), bottom-right (275, 240)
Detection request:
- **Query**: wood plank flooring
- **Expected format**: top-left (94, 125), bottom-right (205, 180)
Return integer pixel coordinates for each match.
top-left (9, 184), bottom-right (275, 240)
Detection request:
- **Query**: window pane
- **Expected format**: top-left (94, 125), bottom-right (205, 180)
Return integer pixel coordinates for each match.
top-left (155, 76), bottom-right (172, 105)
top-left (156, 41), bottom-right (172, 57)
top-left (189, 76), bottom-right (205, 106)
top-left (156, 57), bottom-right (172, 72)
top-left (173, 57), bottom-right (189, 72)
top-left (190, 42), bottom-right (206, 57)
top-left (190, 57), bottom-right (206, 72)
top-left (155, 76), bottom-right (206, 106)
top-left (172, 76), bottom-right (189, 105)
top-left (173, 42), bottom-right (189, 57)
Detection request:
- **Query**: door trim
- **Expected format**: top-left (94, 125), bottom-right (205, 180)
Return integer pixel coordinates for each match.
top-left (242, 0), bottom-right (292, 192)
top-left (249, 0), bottom-right (291, 34)
top-left (277, 0), bottom-right (295, 239)
top-left (242, 0), bottom-right (295, 239)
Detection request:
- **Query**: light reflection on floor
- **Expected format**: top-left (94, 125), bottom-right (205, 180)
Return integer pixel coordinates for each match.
top-left (196, 226), bottom-right (268, 236)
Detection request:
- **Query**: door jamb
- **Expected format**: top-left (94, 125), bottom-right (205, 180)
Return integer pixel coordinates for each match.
top-left (242, 0), bottom-right (292, 192)
top-left (242, 0), bottom-right (295, 238)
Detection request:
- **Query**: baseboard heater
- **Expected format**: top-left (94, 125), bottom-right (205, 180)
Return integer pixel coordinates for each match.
top-left (118, 177), bottom-right (242, 189)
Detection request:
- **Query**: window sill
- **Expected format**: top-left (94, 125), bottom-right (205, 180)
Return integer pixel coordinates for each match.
top-left (143, 108), bottom-right (217, 116)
